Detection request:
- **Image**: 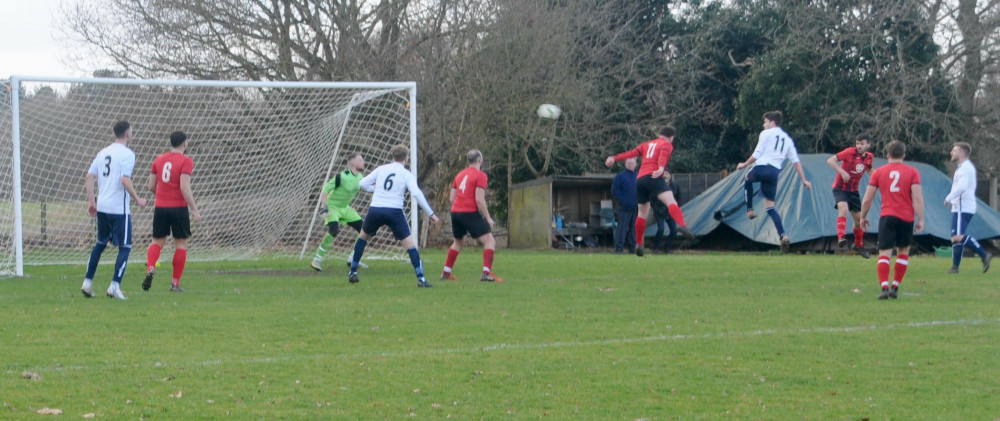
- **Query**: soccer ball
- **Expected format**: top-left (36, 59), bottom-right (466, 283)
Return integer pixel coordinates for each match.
top-left (536, 104), bottom-right (562, 120)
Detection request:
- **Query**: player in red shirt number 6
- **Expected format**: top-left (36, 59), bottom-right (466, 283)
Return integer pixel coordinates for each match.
top-left (859, 140), bottom-right (924, 300)
top-left (440, 149), bottom-right (502, 282)
top-left (143, 131), bottom-right (202, 293)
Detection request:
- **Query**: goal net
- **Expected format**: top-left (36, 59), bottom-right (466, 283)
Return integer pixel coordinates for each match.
top-left (1, 77), bottom-right (419, 276)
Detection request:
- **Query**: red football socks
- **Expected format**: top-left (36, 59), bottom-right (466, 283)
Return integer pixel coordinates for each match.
top-left (172, 249), bottom-right (187, 286)
top-left (635, 217), bottom-right (647, 246)
top-left (146, 243), bottom-right (161, 272)
top-left (667, 204), bottom-right (686, 227)
top-left (444, 248), bottom-right (459, 273)
top-left (483, 249), bottom-right (495, 274)
top-left (877, 256), bottom-right (891, 287)
top-left (893, 254), bottom-right (909, 284)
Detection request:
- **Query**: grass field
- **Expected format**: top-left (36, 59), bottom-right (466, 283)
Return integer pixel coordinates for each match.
top-left (3, 249), bottom-right (999, 419)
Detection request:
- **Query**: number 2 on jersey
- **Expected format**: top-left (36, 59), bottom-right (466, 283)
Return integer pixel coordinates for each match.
top-left (888, 170), bottom-right (901, 192)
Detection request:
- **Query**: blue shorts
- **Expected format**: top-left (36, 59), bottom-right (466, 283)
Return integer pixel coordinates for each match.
top-left (746, 165), bottom-right (780, 201)
top-left (96, 212), bottom-right (132, 247)
top-left (951, 212), bottom-right (975, 237)
top-left (362, 207), bottom-right (412, 240)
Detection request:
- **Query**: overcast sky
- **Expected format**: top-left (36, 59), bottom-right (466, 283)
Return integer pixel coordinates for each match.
top-left (0, 0), bottom-right (96, 79)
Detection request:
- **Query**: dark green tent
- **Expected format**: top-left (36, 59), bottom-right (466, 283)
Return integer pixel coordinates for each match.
top-left (678, 154), bottom-right (1000, 251)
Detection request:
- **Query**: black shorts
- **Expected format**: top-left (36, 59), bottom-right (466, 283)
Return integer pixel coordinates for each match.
top-left (451, 212), bottom-right (491, 239)
top-left (877, 216), bottom-right (913, 250)
top-left (152, 207), bottom-right (192, 239)
top-left (635, 175), bottom-right (671, 204)
top-left (832, 188), bottom-right (862, 212)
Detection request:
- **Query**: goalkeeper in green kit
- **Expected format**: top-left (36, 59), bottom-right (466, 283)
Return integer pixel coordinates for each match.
top-left (311, 153), bottom-right (372, 271)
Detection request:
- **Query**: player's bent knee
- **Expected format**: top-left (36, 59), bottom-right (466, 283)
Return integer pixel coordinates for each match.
top-left (327, 222), bottom-right (341, 237)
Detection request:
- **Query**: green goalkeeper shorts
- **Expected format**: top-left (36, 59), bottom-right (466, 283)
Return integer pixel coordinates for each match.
top-left (325, 205), bottom-right (363, 225)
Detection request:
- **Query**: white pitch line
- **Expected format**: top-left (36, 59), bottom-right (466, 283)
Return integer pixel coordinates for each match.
top-left (11, 318), bottom-right (1000, 373)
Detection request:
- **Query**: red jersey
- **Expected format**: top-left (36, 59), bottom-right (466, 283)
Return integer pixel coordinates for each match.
top-left (869, 162), bottom-right (920, 222)
top-left (613, 137), bottom-right (673, 178)
top-left (451, 166), bottom-right (488, 212)
top-left (831, 147), bottom-right (874, 192)
top-left (151, 152), bottom-right (194, 208)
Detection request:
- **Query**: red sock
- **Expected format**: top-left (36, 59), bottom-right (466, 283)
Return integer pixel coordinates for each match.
top-left (667, 204), bottom-right (687, 227)
top-left (836, 216), bottom-right (847, 239)
top-left (444, 248), bottom-right (459, 273)
top-left (172, 249), bottom-right (187, 286)
top-left (146, 243), bottom-right (161, 272)
top-left (483, 249), bottom-right (495, 274)
top-left (635, 217), bottom-right (647, 246)
top-left (853, 228), bottom-right (864, 247)
top-left (893, 254), bottom-right (909, 284)
top-left (877, 257), bottom-right (890, 287)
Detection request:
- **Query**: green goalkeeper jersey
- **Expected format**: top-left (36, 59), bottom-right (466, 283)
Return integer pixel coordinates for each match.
top-left (323, 169), bottom-right (364, 208)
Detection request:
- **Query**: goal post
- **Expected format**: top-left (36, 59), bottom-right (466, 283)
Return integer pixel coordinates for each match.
top-left (2, 76), bottom-right (419, 276)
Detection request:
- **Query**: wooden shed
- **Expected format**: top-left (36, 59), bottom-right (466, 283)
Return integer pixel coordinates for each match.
top-left (508, 175), bottom-right (616, 249)
top-left (508, 173), bottom-right (726, 249)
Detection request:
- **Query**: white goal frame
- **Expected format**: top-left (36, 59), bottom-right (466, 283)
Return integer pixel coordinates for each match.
top-left (4, 76), bottom-right (420, 276)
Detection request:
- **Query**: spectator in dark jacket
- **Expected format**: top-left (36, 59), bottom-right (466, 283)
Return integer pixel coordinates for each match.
top-left (612, 158), bottom-right (638, 253)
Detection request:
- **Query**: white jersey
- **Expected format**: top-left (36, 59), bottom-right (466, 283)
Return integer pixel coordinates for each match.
top-left (360, 161), bottom-right (435, 215)
top-left (751, 127), bottom-right (800, 169)
top-left (88, 142), bottom-right (136, 215)
top-left (946, 159), bottom-right (978, 214)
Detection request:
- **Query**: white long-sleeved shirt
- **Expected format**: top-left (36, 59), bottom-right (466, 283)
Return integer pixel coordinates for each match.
top-left (946, 159), bottom-right (978, 214)
top-left (751, 127), bottom-right (800, 170)
top-left (359, 161), bottom-right (435, 215)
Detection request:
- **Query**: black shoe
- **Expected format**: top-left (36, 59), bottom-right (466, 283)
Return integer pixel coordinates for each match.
top-left (677, 225), bottom-right (695, 240)
top-left (948, 266), bottom-right (959, 274)
top-left (889, 286), bottom-right (898, 299)
top-left (747, 210), bottom-right (757, 220)
top-left (636, 245), bottom-right (644, 257)
top-left (838, 237), bottom-right (848, 248)
top-left (852, 245), bottom-right (871, 259)
top-left (780, 236), bottom-right (791, 254)
top-left (142, 271), bottom-right (155, 291)
top-left (348, 272), bottom-right (360, 284)
top-left (878, 288), bottom-right (890, 300)
top-left (983, 253), bottom-right (992, 273)
top-left (417, 278), bottom-right (433, 288)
